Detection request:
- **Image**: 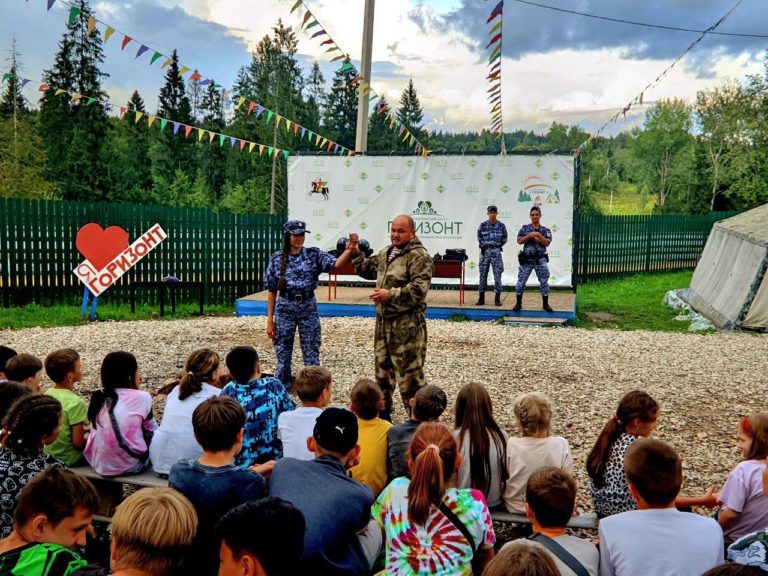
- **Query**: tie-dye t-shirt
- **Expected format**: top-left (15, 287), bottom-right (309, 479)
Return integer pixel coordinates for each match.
top-left (372, 477), bottom-right (495, 575)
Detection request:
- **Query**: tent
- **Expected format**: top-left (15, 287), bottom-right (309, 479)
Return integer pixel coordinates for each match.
top-left (682, 204), bottom-right (768, 330)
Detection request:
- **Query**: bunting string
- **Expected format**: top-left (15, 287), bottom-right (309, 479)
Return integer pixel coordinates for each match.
top-left (575, 0), bottom-right (744, 154)
top-left (485, 0), bottom-right (505, 154)
top-left (289, 0), bottom-right (429, 158)
top-left (0, 69), bottom-right (292, 160)
top-left (35, 0), bottom-right (353, 157)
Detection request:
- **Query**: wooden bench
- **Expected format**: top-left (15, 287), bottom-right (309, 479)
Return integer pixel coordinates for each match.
top-left (491, 510), bottom-right (599, 530)
top-left (69, 465), bottom-right (168, 521)
top-left (128, 281), bottom-right (205, 316)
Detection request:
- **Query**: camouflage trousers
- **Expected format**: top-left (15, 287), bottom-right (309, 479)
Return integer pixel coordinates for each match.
top-left (273, 297), bottom-right (321, 388)
top-left (479, 248), bottom-right (504, 293)
top-left (516, 258), bottom-right (550, 296)
top-left (375, 311), bottom-right (427, 418)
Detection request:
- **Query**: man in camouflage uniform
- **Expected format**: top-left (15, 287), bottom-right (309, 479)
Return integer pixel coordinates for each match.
top-left (351, 215), bottom-right (433, 420)
top-left (514, 205), bottom-right (554, 312)
top-left (476, 205), bottom-right (508, 306)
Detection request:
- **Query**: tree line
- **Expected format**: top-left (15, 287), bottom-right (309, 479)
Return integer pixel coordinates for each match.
top-left (1, 0), bottom-right (766, 215)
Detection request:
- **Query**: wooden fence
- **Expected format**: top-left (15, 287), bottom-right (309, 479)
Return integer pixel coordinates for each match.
top-left (0, 198), bottom-right (737, 307)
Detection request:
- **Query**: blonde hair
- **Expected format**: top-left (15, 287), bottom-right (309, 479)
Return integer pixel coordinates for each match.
top-left (483, 540), bottom-right (559, 576)
top-left (513, 392), bottom-right (552, 438)
top-left (111, 487), bottom-right (198, 576)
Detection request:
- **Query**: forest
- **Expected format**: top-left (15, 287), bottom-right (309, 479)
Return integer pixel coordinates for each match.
top-left (1, 0), bottom-right (767, 215)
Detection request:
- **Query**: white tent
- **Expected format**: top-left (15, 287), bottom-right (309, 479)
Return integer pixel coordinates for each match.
top-left (682, 204), bottom-right (768, 330)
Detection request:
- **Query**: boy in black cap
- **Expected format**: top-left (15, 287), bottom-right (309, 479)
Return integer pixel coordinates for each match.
top-left (268, 407), bottom-right (381, 575)
top-left (476, 205), bottom-right (508, 306)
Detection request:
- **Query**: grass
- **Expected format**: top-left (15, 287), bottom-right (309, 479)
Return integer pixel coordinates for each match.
top-left (593, 182), bottom-right (657, 215)
top-left (0, 302), bottom-right (235, 330)
top-left (571, 270), bottom-right (703, 332)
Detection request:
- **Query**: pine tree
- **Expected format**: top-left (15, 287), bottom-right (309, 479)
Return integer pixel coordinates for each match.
top-left (396, 78), bottom-right (427, 150)
top-left (304, 61), bottom-right (326, 132)
top-left (368, 97), bottom-right (397, 151)
top-left (186, 70), bottom-right (203, 122)
top-left (0, 40), bottom-right (28, 121)
top-left (324, 57), bottom-right (359, 149)
top-left (39, 0), bottom-right (109, 200)
top-left (197, 83), bottom-right (226, 201)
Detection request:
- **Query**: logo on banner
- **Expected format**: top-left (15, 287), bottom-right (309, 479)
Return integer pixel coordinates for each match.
top-left (74, 223), bottom-right (167, 297)
top-left (401, 201), bottom-right (463, 239)
top-left (308, 176), bottom-right (330, 200)
top-left (518, 176), bottom-right (554, 207)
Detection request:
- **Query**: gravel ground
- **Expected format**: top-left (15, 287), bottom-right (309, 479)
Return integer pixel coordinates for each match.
top-left (3, 316), bottom-right (767, 514)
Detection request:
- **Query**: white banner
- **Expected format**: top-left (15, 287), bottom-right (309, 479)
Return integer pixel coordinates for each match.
top-left (287, 155), bottom-right (574, 288)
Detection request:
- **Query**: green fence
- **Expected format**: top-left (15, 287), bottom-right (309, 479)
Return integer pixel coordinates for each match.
top-left (0, 198), bottom-right (283, 307)
top-left (575, 211), bottom-right (738, 282)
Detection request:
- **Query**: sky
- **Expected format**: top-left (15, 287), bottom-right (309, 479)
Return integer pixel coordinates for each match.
top-left (2, 0), bottom-right (767, 138)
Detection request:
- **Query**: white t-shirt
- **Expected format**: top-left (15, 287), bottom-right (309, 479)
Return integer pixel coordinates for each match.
top-left (599, 507), bottom-right (723, 576)
top-left (453, 428), bottom-right (509, 508)
top-left (503, 436), bottom-right (574, 513)
top-left (504, 535), bottom-right (599, 576)
top-left (277, 407), bottom-right (324, 460)
top-left (149, 383), bottom-right (220, 475)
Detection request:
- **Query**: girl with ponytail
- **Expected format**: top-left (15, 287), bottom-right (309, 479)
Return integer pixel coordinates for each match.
top-left (85, 351), bottom-right (156, 477)
top-left (373, 422), bottom-right (496, 575)
top-left (0, 394), bottom-right (63, 538)
top-left (150, 349), bottom-right (222, 475)
top-left (586, 390), bottom-right (659, 517)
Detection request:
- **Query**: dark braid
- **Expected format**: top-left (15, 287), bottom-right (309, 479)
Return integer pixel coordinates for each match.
top-left (3, 395), bottom-right (62, 456)
top-left (277, 233), bottom-right (291, 292)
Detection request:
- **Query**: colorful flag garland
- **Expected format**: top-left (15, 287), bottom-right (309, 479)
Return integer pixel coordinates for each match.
top-left (486, 0), bottom-right (505, 153)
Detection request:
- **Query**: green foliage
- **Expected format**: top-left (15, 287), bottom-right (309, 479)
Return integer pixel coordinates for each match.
top-left (324, 57), bottom-right (359, 149)
top-left (0, 41), bottom-right (28, 120)
top-left (397, 79), bottom-right (427, 149)
top-left (0, 115), bottom-right (58, 199)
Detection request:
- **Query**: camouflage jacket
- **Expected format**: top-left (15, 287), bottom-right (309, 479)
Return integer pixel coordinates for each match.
top-left (353, 237), bottom-right (433, 318)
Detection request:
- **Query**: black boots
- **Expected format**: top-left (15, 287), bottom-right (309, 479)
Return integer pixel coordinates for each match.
top-left (475, 292), bottom-right (485, 305)
top-left (494, 292), bottom-right (502, 306)
top-left (512, 294), bottom-right (523, 311)
top-left (543, 296), bottom-right (554, 312)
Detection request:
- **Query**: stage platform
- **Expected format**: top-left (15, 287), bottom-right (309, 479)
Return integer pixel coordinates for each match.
top-left (236, 286), bottom-right (576, 324)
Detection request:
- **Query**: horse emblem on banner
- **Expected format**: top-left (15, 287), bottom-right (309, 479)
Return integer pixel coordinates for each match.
top-left (308, 177), bottom-right (330, 200)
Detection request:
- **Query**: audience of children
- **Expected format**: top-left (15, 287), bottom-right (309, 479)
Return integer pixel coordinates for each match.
top-left (3, 353), bottom-right (43, 394)
top-left (598, 438), bottom-right (723, 576)
top-left (386, 384), bottom-right (447, 483)
top-left (0, 383), bottom-right (31, 425)
top-left (586, 390), bottom-right (659, 518)
top-left (483, 539), bottom-right (560, 576)
top-left (169, 396), bottom-right (270, 576)
top-left (216, 497), bottom-right (306, 576)
top-left (374, 421), bottom-right (496, 575)
top-left (0, 395), bottom-right (64, 538)
top-left (454, 382), bottom-right (509, 509)
top-left (43, 348), bottom-right (88, 466)
top-left (503, 392), bottom-right (574, 514)
top-left (349, 378), bottom-right (392, 497)
top-left (0, 347), bottom-right (16, 384)
top-left (717, 412), bottom-right (768, 546)
top-left (84, 351), bottom-right (156, 477)
top-left (276, 366), bottom-right (330, 461)
top-left (149, 348), bottom-right (223, 475)
top-left (0, 467), bottom-right (98, 576)
top-left (268, 407), bottom-right (381, 575)
top-left (221, 346), bottom-right (295, 467)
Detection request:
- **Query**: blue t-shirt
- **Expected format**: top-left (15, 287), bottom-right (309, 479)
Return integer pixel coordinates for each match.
top-left (220, 377), bottom-right (296, 466)
top-left (265, 247), bottom-right (337, 294)
top-left (268, 455), bottom-right (375, 576)
top-left (169, 459), bottom-right (266, 576)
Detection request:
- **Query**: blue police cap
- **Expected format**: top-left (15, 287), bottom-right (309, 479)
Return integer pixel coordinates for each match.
top-left (284, 220), bottom-right (310, 235)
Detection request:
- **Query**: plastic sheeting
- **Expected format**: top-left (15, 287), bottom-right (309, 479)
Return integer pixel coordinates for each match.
top-left (663, 289), bottom-right (715, 332)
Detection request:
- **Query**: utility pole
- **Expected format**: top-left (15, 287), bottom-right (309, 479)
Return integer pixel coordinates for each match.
top-left (354, 0), bottom-right (375, 153)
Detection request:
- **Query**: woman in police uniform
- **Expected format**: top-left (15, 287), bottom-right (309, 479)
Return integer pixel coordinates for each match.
top-left (265, 221), bottom-right (357, 387)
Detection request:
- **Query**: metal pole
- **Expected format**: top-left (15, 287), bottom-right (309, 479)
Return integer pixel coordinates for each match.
top-left (355, 0), bottom-right (375, 153)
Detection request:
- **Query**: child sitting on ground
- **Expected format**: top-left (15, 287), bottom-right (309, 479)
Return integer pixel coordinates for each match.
top-left (170, 396), bottom-right (271, 576)
top-left (599, 438), bottom-right (723, 576)
top-left (4, 353), bottom-right (43, 394)
top-left (84, 351), bottom-right (156, 477)
top-left (386, 385), bottom-right (447, 482)
top-left (349, 379), bottom-right (392, 497)
top-left (0, 395), bottom-right (64, 538)
top-left (221, 346), bottom-right (295, 466)
top-left (503, 392), bottom-right (573, 514)
top-left (43, 348), bottom-right (88, 466)
top-left (586, 390), bottom-right (659, 518)
top-left (507, 467), bottom-right (599, 576)
top-left (277, 366), bottom-right (330, 461)
top-left (150, 348), bottom-right (223, 475)
top-left (0, 467), bottom-right (99, 576)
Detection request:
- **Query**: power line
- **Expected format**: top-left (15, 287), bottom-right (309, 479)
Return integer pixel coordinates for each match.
top-left (508, 0), bottom-right (768, 38)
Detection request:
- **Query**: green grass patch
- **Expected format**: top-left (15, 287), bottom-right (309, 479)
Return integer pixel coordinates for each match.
top-left (573, 270), bottom-right (702, 332)
top-left (593, 182), bottom-right (656, 215)
top-left (0, 302), bottom-right (235, 330)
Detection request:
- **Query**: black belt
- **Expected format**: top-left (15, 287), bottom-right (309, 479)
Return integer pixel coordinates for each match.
top-left (278, 290), bottom-right (315, 303)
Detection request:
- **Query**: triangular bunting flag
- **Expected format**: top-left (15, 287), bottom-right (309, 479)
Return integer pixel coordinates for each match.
top-left (67, 7), bottom-right (80, 25)
top-left (190, 72), bottom-right (202, 81)
top-left (311, 30), bottom-right (327, 39)
top-left (85, 97), bottom-right (97, 106)
top-left (136, 45), bottom-right (149, 59)
top-left (340, 62), bottom-right (354, 72)
top-left (293, 123), bottom-right (299, 136)
top-left (39, 84), bottom-right (49, 91)
top-left (301, 127), bottom-right (306, 138)
top-left (321, 39), bottom-right (334, 46)
top-left (160, 118), bottom-right (168, 131)
top-left (239, 140), bottom-right (246, 151)
top-left (150, 52), bottom-right (164, 65)
top-left (87, 17), bottom-right (97, 36)
top-left (230, 136), bottom-right (237, 148)
top-left (259, 144), bottom-right (265, 155)
top-left (290, 0), bottom-right (302, 13)
top-left (283, 150), bottom-right (289, 160)
top-left (254, 105), bottom-right (265, 118)
top-left (268, 147), bottom-right (274, 157)
top-left (248, 142), bottom-right (256, 153)
top-left (172, 122), bottom-right (180, 134)
top-left (285, 119), bottom-right (292, 132)
top-left (104, 27), bottom-right (115, 43)
top-left (119, 107), bottom-right (126, 119)
top-left (197, 128), bottom-right (205, 142)
top-left (207, 131), bottom-right (215, 143)
top-left (489, 20), bottom-right (502, 34)
top-left (179, 66), bottom-right (190, 77)
top-left (266, 111), bottom-right (274, 125)
top-left (184, 125), bottom-right (192, 138)
top-left (121, 36), bottom-right (132, 50)
top-left (134, 111), bottom-right (144, 124)
top-left (306, 21), bottom-right (320, 30)
top-left (315, 134), bottom-right (321, 145)
top-left (54, 88), bottom-right (67, 96)
top-left (276, 115), bottom-right (282, 128)
top-left (237, 96), bottom-right (246, 109)
top-left (147, 115), bottom-right (157, 127)
top-left (331, 54), bottom-right (346, 62)
top-left (161, 59), bottom-right (173, 69)
top-left (307, 130), bottom-right (313, 142)
top-left (247, 101), bottom-right (256, 114)
top-left (302, 11), bottom-right (312, 27)
top-left (47, 0), bottom-right (56, 11)
top-left (219, 134), bottom-right (226, 147)
top-left (21, 79), bottom-right (30, 89)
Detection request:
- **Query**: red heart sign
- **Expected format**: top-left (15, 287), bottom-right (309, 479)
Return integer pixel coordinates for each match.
top-left (76, 223), bottom-right (130, 272)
